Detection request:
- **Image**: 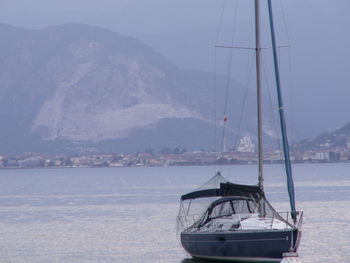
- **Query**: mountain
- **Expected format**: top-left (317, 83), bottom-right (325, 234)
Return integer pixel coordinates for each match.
top-left (296, 122), bottom-right (350, 151)
top-left (0, 23), bottom-right (267, 154)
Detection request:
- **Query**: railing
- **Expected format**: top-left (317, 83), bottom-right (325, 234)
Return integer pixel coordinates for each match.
top-left (177, 213), bottom-right (203, 231)
top-left (274, 211), bottom-right (304, 229)
top-left (178, 210), bottom-right (304, 233)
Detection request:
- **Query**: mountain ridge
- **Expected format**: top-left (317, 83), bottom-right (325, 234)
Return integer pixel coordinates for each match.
top-left (296, 121), bottom-right (350, 151)
top-left (0, 22), bottom-right (247, 154)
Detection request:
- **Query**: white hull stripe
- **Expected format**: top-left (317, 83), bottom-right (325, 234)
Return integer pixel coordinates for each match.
top-left (191, 253), bottom-right (281, 262)
top-left (183, 237), bottom-right (287, 243)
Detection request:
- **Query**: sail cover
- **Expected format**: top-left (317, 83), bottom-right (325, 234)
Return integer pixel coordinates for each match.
top-left (181, 182), bottom-right (262, 201)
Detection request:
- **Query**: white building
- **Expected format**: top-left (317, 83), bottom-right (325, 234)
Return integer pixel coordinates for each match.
top-left (237, 135), bottom-right (255, 153)
top-left (315, 151), bottom-right (330, 161)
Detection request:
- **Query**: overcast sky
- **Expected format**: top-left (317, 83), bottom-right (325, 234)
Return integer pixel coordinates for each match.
top-left (0, 0), bottom-right (349, 137)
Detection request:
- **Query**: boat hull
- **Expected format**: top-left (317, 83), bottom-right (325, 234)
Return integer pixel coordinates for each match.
top-left (181, 229), bottom-right (300, 263)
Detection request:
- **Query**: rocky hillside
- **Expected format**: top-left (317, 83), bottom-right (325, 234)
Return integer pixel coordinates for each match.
top-left (0, 23), bottom-right (261, 154)
top-left (296, 122), bottom-right (350, 151)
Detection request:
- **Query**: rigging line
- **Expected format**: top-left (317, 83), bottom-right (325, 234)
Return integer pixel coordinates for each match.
top-left (215, 45), bottom-right (289, 50)
top-left (234, 4), bottom-right (255, 152)
top-left (214, 41), bottom-right (219, 160)
top-left (277, 48), bottom-right (284, 157)
top-left (216, 45), bottom-right (255, 50)
top-left (233, 55), bottom-right (255, 151)
top-left (214, 0), bottom-right (228, 162)
top-left (279, 0), bottom-right (297, 147)
top-left (214, 48), bottom-right (219, 166)
top-left (233, 4), bottom-right (255, 151)
top-left (261, 51), bottom-right (283, 157)
top-left (214, 50), bottom-right (218, 165)
top-left (287, 41), bottom-right (297, 144)
top-left (278, 47), bottom-right (286, 152)
top-left (279, 0), bottom-right (291, 44)
top-left (220, 0), bottom-right (239, 154)
top-left (215, 0), bottom-right (228, 45)
top-left (280, 0), bottom-right (297, 144)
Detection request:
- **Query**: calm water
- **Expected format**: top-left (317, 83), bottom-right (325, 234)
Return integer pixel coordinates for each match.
top-left (0, 163), bottom-right (349, 262)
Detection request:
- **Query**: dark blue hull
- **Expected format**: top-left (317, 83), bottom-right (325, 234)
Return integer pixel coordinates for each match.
top-left (181, 229), bottom-right (300, 262)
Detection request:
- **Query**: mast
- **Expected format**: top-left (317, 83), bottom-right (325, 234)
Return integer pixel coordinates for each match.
top-left (255, 0), bottom-right (264, 192)
top-left (267, 0), bottom-right (297, 221)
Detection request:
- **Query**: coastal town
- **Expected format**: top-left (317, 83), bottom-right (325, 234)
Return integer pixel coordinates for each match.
top-left (1, 135), bottom-right (349, 169)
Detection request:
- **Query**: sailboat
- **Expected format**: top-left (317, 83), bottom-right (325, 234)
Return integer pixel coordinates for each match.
top-left (177, 1), bottom-right (303, 262)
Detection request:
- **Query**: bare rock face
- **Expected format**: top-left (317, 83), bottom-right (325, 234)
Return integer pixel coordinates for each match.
top-left (0, 23), bottom-right (251, 153)
top-left (0, 23), bottom-right (204, 145)
top-left (31, 40), bottom-right (200, 141)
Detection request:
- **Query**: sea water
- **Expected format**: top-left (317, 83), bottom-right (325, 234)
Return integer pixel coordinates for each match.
top-left (0, 163), bottom-right (349, 263)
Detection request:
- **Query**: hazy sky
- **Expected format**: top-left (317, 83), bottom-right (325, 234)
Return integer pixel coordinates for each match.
top-left (0, 0), bottom-right (349, 137)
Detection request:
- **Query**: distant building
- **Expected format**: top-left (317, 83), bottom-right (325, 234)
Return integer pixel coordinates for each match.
top-left (329, 151), bottom-right (340, 162)
top-left (315, 151), bottom-right (329, 161)
top-left (302, 151), bottom-right (315, 161)
top-left (237, 136), bottom-right (255, 153)
top-left (346, 141), bottom-right (350, 149)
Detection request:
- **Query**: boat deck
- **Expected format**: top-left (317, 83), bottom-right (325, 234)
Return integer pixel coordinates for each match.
top-left (194, 214), bottom-right (291, 233)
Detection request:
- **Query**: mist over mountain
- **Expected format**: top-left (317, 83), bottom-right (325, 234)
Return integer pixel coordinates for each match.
top-left (0, 23), bottom-right (267, 154)
top-left (0, 1), bottom-right (349, 143)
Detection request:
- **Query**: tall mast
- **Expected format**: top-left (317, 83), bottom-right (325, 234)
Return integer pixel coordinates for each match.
top-left (255, 0), bottom-right (264, 192)
top-left (267, 0), bottom-right (297, 221)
